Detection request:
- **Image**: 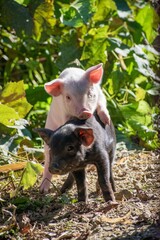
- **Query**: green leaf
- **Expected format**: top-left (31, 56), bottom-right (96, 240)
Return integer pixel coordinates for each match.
top-left (119, 100), bottom-right (152, 126)
top-left (133, 53), bottom-right (157, 79)
top-left (118, 100), bottom-right (158, 149)
top-left (107, 70), bottom-right (128, 95)
top-left (1, 81), bottom-right (25, 103)
top-left (136, 4), bottom-right (159, 43)
top-left (0, 0), bottom-right (33, 36)
top-left (57, 30), bottom-right (81, 69)
top-left (0, 104), bottom-right (19, 126)
top-left (60, 0), bottom-right (95, 27)
top-left (21, 161), bottom-right (43, 190)
top-left (135, 87), bottom-right (146, 101)
top-left (107, 37), bottom-right (128, 52)
top-left (113, 0), bottom-right (131, 19)
top-left (14, 0), bottom-right (31, 7)
top-left (33, 0), bottom-right (56, 40)
top-left (81, 26), bottom-right (109, 65)
top-left (0, 81), bottom-right (32, 118)
top-left (127, 20), bottom-right (143, 44)
top-left (74, 0), bottom-right (96, 23)
top-left (25, 85), bottom-right (49, 105)
top-left (0, 123), bottom-right (15, 135)
top-left (93, 0), bottom-right (116, 22)
top-left (136, 100), bottom-right (152, 115)
top-left (61, 6), bottom-right (83, 27)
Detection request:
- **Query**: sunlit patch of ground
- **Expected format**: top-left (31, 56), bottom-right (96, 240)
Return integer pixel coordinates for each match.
top-left (0, 150), bottom-right (160, 239)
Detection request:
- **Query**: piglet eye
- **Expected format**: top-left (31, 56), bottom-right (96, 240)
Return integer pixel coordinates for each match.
top-left (67, 145), bottom-right (74, 152)
top-left (88, 88), bottom-right (95, 99)
top-left (66, 95), bottom-right (71, 101)
top-left (88, 92), bottom-right (92, 98)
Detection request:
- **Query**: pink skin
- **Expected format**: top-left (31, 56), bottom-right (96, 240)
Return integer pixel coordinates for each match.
top-left (40, 63), bottom-right (110, 193)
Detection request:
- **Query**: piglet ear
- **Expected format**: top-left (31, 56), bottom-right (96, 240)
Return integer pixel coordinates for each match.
top-left (33, 128), bottom-right (54, 145)
top-left (44, 79), bottom-right (63, 96)
top-left (74, 128), bottom-right (94, 147)
top-left (86, 63), bottom-right (103, 84)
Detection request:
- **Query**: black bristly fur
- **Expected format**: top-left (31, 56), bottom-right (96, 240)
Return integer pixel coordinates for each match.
top-left (35, 112), bottom-right (116, 202)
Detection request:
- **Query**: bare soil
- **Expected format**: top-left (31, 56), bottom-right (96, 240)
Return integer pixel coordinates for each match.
top-left (0, 150), bottom-right (160, 240)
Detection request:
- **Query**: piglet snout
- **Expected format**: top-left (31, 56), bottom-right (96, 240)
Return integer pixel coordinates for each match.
top-left (49, 163), bottom-right (60, 174)
top-left (79, 109), bottom-right (92, 120)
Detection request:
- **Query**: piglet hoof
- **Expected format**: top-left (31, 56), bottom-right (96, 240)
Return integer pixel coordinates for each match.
top-left (39, 179), bottom-right (51, 194)
top-left (40, 186), bottom-right (49, 194)
top-left (77, 194), bottom-right (88, 203)
top-left (103, 192), bottom-right (116, 203)
top-left (98, 110), bottom-right (110, 125)
top-left (107, 200), bottom-right (118, 205)
top-left (78, 198), bottom-right (88, 204)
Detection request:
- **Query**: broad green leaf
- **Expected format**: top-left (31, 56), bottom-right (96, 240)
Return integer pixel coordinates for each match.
top-left (1, 81), bottom-right (25, 103)
top-left (0, 0), bottom-right (33, 36)
top-left (118, 99), bottom-right (158, 149)
top-left (21, 161), bottom-right (43, 190)
top-left (136, 100), bottom-right (152, 115)
top-left (60, 0), bottom-right (95, 27)
top-left (136, 4), bottom-right (159, 43)
top-left (81, 38), bottom-right (107, 65)
top-left (7, 98), bottom-right (32, 119)
top-left (0, 123), bottom-right (15, 135)
top-left (119, 102), bottom-right (138, 118)
top-left (0, 81), bottom-right (32, 118)
top-left (133, 53), bottom-right (157, 79)
top-left (107, 70), bottom-right (128, 95)
top-left (0, 104), bottom-right (19, 126)
top-left (113, 0), bottom-right (131, 19)
top-left (119, 101), bottom-right (152, 124)
top-left (33, 0), bottom-right (56, 40)
top-left (57, 31), bottom-right (81, 69)
top-left (93, 0), bottom-right (116, 22)
top-left (25, 85), bottom-right (49, 105)
top-left (127, 20), bottom-right (143, 44)
top-left (134, 76), bottom-right (147, 85)
top-left (74, 0), bottom-right (96, 23)
top-left (126, 120), bottom-right (156, 140)
top-left (135, 87), bottom-right (146, 101)
top-left (107, 37), bottom-right (124, 51)
top-left (61, 6), bottom-right (83, 27)
top-left (14, 0), bottom-right (31, 6)
top-left (81, 26), bottom-right (109, 65)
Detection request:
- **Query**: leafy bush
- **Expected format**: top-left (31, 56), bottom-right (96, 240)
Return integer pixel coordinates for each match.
top-left (0, 0), bottom-right (159, 190)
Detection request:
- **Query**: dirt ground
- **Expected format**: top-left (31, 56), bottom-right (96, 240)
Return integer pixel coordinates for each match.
top-left (0, 149), bottom-right (160, 240)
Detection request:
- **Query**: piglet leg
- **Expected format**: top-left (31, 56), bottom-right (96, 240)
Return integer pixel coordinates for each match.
top-left (96, 156), bottom-right (115, 202)
top-left (72, 169), bottom-right (88, 203)
top-left (97, 107), bottom-right (110, 125)
top-left (97, 89), bottom-right (110, 125)
top-left (109, 149), bottom-right (116, 192)
top-left (110, 167), bottom-right (116, 192)
top-left (40, 143), bottom-right (53, 193)
top-left (61, 173), bottom-right (75, 193)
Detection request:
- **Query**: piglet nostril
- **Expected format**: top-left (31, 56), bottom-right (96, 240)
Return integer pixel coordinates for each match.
top-left (79, 111), bottom-right (92, 120)
top-left (53, 163), bottom-right (59, 169)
